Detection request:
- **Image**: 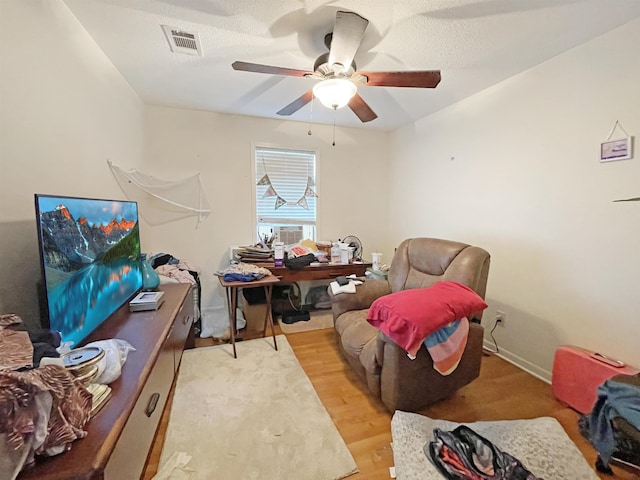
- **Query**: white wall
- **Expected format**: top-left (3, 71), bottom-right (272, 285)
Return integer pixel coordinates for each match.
top-left (0, 0), bottom-right (145, 327)
top-left (5, 0), bottom-right (634, 383)
top-left (142, 106), bottom-right (390, 309)
top-left (390, 19), bottom-right (640, 379)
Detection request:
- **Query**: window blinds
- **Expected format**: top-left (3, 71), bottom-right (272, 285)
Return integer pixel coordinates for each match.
top-left (255, 146), bottom-right (316, 226)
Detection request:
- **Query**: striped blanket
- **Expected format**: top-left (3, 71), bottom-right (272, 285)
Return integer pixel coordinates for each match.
top-left (423, 317), bottom-right (470, 375)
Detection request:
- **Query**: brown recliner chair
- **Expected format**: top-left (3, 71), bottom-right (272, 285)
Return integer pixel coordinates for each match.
top-left (329, 237), bottom-right (490, 412)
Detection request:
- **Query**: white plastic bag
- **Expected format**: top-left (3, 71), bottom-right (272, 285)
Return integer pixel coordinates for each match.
top-left (84, 339), bottom-right (136, 384)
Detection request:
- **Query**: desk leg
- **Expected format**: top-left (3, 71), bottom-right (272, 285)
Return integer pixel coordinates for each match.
top-left (264, 284), bottom-right (278, 352)
top-left (224, 286), bottom-right (238, 358)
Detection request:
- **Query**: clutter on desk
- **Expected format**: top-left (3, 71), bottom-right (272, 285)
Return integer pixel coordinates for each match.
top-left (316, 240), bottom-right (332, 256)
top-left (371, 252), bottom-right (383, 270)
top-left (329, 275), bottom-right (364, 295)
top-left (260, 231), bottom-right (276, 248)
top-left (234, 245), bottom-right (273, 262)
top-left (216, 262), bottom-right (273, 282)
top-left (288, 238), bottom-right (318, 256)
top-left (331, 242), bottom-right (342, 263)
top-left (230, 235), bottom-right (368, 269)
top-left (285, 238), bottom-right (334, 264)
top-left (284, 253), bottom-right (315, 270)
top-left (273, 241), bottom-right (285, 267)
top-left (340, 235), bottom-right (363, 261)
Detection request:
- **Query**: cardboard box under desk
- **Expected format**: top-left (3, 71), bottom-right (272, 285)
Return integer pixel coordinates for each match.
top-left (242, 302), bottom-right (269, 331)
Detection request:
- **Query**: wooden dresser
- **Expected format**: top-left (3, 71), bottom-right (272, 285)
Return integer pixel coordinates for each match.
top-left (19, 283), bottom-right (195, 480)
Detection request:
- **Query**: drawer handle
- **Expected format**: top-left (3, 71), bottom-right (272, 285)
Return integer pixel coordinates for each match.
top-left (145, 393), bottom-right (160, 417)
top-left (183, 314), bottom-right (191, 325)
top-left (590, 352), bottom-right (626, 368)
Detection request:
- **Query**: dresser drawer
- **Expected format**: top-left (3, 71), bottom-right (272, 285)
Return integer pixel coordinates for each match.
top-left (105, 335), bottom-right (174, 479)
top-left (169, 289), bottom-right (195, 372)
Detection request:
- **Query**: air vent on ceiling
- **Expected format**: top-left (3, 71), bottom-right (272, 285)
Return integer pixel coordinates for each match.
top-left (161, 25), bottom-right (202, 56)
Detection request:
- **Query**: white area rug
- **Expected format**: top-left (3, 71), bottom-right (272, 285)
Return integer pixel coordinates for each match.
top-left (391, 411), bottom-right (598, 480)
top-left (159, 335), bottom-right (358, 480)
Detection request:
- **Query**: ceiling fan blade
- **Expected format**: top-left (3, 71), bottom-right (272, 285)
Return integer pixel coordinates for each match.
top-left (348, 93), bottom-right (377, 123)
top-left (232, 61), bottom-right (311, 78)
top-left (357, 70), bottom-right (442, 88)
top-left (328, 11), bottom-right (369, 72)
top-left (277, 90), bottom-right (314, 116)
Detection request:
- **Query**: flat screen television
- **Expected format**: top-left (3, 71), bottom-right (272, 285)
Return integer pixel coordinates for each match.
top-left (34, 194), bottom-right (143, 348)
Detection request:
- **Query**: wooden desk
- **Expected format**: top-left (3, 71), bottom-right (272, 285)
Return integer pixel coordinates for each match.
top-left (255, 262), bottom-right (371, 283)
top-left (218, 275), bottom-right (279, 358)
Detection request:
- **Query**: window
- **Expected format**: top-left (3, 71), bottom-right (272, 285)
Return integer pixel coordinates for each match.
top-left (254, 146), bottom-right (317, 243)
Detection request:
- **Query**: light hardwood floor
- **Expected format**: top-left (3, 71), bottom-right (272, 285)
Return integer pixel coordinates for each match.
top-left (143, 326), bottom-right (637, 480)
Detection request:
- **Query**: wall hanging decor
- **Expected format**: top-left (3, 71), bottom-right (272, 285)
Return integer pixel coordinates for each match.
top-left (600, 120), bottom-right (634, 162)
top-left (108, 160), bottom-right (211, 227)
top-left (257, 155), bottom-right (317, 210)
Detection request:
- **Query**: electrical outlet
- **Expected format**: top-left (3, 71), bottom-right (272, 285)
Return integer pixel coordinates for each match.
top-left (495, 310), bottom-right (506, 327)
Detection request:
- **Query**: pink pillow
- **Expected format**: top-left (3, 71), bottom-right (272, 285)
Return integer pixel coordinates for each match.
top-left (366, 281), bottom-right (487, 357)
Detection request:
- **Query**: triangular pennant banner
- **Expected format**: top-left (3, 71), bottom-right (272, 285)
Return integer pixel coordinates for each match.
top-left (274, 196), bottom-right (287, 210)
top-left (307, 176), bottom-right (316, 187)
top-left (296, 197), bottom-right (309, 210)
top-left (304, 186), bottom-right (318, 198)
top-left (257, 174), bottom-right (271, 186)
top-left (262, 186), bottom-right (276, 198)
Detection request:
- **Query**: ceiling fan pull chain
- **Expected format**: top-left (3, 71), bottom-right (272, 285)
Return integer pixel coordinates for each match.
top-left (332, 112), bottom-right (337, 147)
top-left (308, 94), bottom-right (314, 136)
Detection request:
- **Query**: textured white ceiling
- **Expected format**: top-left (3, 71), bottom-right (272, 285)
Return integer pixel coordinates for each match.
top-left (63, 0), bottom-right (640, 131)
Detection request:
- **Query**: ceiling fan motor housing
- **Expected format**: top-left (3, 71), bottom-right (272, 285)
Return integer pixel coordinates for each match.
top-left (314, 52), bottom-right (356, 76)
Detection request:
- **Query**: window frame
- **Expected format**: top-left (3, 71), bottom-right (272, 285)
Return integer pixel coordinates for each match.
top-left (251, 142), bottom-right (320, 243)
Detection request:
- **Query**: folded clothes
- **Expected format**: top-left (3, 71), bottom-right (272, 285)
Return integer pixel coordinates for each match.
top-left (223, 272), bottom-right (265, 282)
top-left (217, 262), bottom-right (272, 280)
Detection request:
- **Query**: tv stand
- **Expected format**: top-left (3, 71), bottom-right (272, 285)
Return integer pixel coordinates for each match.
top-left (19, 283), bottom-right (195, 480)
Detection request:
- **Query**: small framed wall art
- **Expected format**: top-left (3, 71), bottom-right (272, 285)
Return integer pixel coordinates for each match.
top-left (600, 120), bottom-right (633, 162)
top-left (600, 137), bottom-right (633, 162)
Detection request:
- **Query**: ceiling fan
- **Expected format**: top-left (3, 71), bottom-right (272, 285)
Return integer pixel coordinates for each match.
top-left (232, 10), bottom-right (441, 123)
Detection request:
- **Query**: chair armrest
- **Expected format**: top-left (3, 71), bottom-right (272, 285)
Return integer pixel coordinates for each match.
top-left (375, 322), bottom-right (485, 411)
top-left (329, 278), bottom-right (391, 319)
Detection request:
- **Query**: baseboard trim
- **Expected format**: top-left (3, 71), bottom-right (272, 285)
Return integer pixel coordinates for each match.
top-left (483, 340), bottom-right (552, 384)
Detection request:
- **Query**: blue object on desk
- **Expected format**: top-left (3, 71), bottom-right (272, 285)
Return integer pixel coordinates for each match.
top-left (223, 272), bottom-right (265, 282)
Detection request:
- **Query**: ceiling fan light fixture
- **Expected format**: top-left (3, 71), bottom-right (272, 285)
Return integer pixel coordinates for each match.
top-left (312, 78), bottom-right (357, 110)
